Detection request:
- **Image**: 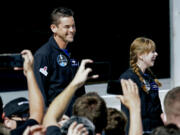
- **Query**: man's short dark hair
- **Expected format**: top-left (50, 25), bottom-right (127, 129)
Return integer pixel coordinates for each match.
top-left (72, 92), bottom-right (107, 134)
top-left (164, 86), bottom-right (180, 115)
top-left (50, 7), bottom-right (74, 25)
top-left (105, 108), bottom-right (127, 135)
top-left (151, 124), bottom-right (180, 135)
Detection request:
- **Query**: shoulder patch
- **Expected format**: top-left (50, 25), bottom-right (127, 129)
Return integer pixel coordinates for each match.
top-left (39, 66), bottom-right (48, 76)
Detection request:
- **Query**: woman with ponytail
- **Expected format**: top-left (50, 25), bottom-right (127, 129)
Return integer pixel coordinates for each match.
top-left (119, 37), bottom-right (163, 134)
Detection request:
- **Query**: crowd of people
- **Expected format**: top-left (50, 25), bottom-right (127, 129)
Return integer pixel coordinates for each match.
top-left (0, 50), bottom-right (140, 135)
top-left (0, 6), bottom-right (180, 135)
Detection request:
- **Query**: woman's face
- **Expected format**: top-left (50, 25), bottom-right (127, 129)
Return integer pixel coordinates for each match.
top-left (141, 50), bottom-right (158, 68)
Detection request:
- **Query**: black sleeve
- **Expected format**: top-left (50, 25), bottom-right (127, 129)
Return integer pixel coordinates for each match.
top-left (33, 53), bottom-right (49, 106)
top-left (10, 119), bottom-right (38, 135)
top-left (46, 126), bottom-right (62, 135)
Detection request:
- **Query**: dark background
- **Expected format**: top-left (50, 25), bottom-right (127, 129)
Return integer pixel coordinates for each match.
top-left (0, 0), bottom-right (170, 91)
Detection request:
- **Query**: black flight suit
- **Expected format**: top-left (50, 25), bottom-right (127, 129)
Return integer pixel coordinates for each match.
top-left (33, 36), bottom-right (85, 116)
top-left (119, 68), bottom-right (163, 135)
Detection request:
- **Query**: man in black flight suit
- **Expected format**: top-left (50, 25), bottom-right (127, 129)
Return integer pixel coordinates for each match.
top-left (33, 7), bottom-right (85, 116)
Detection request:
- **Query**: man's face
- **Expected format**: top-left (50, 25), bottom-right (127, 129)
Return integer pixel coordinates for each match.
top-left (54, 16), bottom-right (76, 43)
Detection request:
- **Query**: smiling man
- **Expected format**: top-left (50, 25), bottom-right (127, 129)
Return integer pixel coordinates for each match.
top-left (33, 7), bottom-right (85, 116)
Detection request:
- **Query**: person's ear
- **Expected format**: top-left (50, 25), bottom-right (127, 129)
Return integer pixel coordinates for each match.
top-left (4, 117), bottom-right (11, 127)
top-left (4, 117), bottom-right (17, 129)
top-left (161, 113), bottom-right (167, 125)
top-left (50, 24), bottom-right (58, 33)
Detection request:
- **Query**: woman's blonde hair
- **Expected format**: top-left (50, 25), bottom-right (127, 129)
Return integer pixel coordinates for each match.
top-left (130, 37), bottom-right (161, 92)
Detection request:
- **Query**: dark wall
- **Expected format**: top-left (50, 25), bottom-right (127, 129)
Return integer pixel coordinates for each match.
top-left (0, 0), bottom-right (170, 90)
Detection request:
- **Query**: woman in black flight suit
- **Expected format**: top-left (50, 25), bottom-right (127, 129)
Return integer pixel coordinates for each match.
top-left (119, 37), bottom-right (163, 135)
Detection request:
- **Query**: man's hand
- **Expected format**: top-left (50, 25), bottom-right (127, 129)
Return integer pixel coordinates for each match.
top-left (67, 122), bottom-right (88, 135)
top-left (117, 79), bottom-right (142, 135)
top-left (58, 114), bottom-right (70, 128)
top-left (117, 79), bottom-right (140, 110)
top-left (21, 50), bottom-right (34, 76)
top-left (23, 125), bottom-right (46, 135)
top-left (71, 59), bottom-right (99, 88)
